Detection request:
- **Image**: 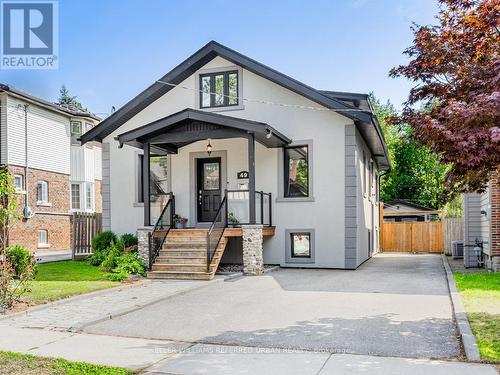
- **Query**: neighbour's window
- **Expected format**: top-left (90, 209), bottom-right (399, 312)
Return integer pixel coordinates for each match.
top-left (290, 232), bottom-right (311, 258)
top-left (369, 160), bottom-right (373, 198)
top-left (71, 121), bottom-right (82, 145)
top-left (362, 151), bottom-right (366, 196)
top-left (84, 122), bottom-right (93, 133)
top-left (284, 145), bottom-right (309, 198)
top-left (199, 71), bottom-right (238, 108)
top-left (85, 183), bottom-right (94, 210)
top-left (13, 174), bottom-right (23, 192)
top-left (37, 181), bottom-right (48, 203)
top-left (38, 229), bottom-right (48, 246)
top-left (71, 183), bottom-right (81, 209)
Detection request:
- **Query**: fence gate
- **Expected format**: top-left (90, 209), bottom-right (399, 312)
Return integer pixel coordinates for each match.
top-left (381, 221), bottom-right (444, 253)
top-left (72, 212), bottom-right (102, 259)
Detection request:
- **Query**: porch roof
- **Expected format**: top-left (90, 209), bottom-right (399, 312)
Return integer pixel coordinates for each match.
top-left (115, 108), bottom-right (291, 153)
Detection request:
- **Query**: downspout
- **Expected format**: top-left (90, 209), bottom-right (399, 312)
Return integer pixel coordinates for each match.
top-left (23, 104), bottom-right (30, 219)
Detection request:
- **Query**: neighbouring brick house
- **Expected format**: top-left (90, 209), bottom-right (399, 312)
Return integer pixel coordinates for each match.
top-left (464, 172), bottom-right (500, 271)
top-left (0, 84), bottom-right (102, 254)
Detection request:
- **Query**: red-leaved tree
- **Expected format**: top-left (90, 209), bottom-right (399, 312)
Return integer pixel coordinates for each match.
top-left (390, 0), bottom-right (500, 199)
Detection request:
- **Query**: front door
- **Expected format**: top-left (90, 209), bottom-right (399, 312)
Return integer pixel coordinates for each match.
top-left (197, 157), bottom-right (222, 222)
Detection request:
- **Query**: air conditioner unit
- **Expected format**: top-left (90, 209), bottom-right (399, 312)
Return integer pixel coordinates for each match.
top-left (451, 240), bottom-right (464, 259)
top-left (23, 206), bottom-right (34, 220)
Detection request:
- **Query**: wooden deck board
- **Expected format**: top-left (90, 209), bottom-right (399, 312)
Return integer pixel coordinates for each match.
top-left (224, 227), bottom-right (275, 237)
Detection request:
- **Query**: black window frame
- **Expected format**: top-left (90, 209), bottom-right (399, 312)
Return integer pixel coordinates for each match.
top-left (283, 145), bottom-right (309, 198)
top-left (290, 231), bottom-right (312, 258)
top-left (199, 70), bottom-right (239, 109)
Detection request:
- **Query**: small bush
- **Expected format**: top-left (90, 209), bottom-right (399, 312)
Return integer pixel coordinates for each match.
top-left (0, 257), bottom-right (35, 312)
top-left (113, 251), bottom-right (145, 276)
top-left (88, 249), bottom-right (107, 266)
top-left (107, 271), bottom-right (129, 282)
top-left (99, 240), bottom-right (125, 272)
top-left (120, 233), bottom-right (138, 248)
top-left (5, 245), bottom-right (35, 277)
top-left (91, 231), bottom-right (117, 252)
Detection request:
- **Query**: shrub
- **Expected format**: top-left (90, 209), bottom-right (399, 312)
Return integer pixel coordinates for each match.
top-left (0, 256), bottom-right (35, 312)
top-left (99, 240), bottom-right (125, 272)
top-left (107, 271), bottom-right (129, 282)
top-left (88, 249), bottom-right (107, 266)
top-left (120, 233), bottom-right (138, 248)
top-left (5, 245), bottom-right (35, 277)
top-left (91, 231), bottom-right (117, 252)
top-left (113, 251), bottom-right (145, 276)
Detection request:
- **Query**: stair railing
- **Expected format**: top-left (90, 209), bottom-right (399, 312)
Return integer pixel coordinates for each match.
top-left (206, 195), bottom-right (227, 272)
top-left (148, 192), bottom-right (175, 270)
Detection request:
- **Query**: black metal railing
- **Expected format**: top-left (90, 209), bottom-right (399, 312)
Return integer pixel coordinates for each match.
top-left (225, 189), bottom-right (272, 227)
top-left (206, 196), bottom-right (227, 272)
top-left (148, 192), bottom-right (175, 270)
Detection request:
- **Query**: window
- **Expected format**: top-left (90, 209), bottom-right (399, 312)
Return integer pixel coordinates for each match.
top-left (84, 122), bottom-right (93, 133)
top-left (70, 121), bottom-right (81, 145)
top-left (362, 151), bottom-right (367, 196)
top-left (291, 232), bottom-right (311, 258)
top-left (85, 183), bottom-right (94, 210)
top-left (38, 229), bottom-right (48, 247)
top-left (37, 181), bottom-right (48, 204)
top-left (13, 174), bottom-right (23, 192)
top-left (71, 183), bottom-right (81, 209)
top-left (137, 154), bottom-right (170, 203)
top-left (284, 145), bottom-right (309, 198)
top-left (199, 71), bottom-right (238, 108)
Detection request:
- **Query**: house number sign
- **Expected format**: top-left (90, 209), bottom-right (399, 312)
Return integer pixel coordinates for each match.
top-left (237, 171), bottom-right (249, 179)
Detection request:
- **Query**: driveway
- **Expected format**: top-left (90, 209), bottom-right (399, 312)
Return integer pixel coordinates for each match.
top-left (85, 254), bottom-right (461, 358)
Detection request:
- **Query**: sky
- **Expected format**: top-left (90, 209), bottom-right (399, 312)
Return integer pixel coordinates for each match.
top-left (0, 0), bottom-right (440, 118)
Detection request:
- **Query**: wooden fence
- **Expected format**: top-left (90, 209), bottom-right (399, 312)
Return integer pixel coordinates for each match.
top-left (72, 212), bottom-right (102, 259)
top-left (381, 221), bottom-right (444, 253)
top-left (442, 217), bottom-right (464, 255)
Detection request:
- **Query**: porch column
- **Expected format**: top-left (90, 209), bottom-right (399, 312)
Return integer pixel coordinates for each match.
top-left (248, 132), bottom-right (256, 224)
top-left (143, 142), bottom-right (150, 226)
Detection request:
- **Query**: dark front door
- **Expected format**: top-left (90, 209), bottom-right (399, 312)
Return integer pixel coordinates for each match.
top-left (197, 157), bottom-right (222, 222)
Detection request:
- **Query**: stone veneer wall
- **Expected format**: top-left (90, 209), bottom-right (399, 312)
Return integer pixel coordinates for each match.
top-left (8, 165), bottom-right (71, 252)
top-left (137, 228), bottom-right (151, 267)
top-left (242, 225), bottom-right (264, 276)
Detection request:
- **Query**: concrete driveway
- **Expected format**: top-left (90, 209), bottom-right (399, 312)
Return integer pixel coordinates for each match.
top-left (85, 254), bottom-right (461, 359)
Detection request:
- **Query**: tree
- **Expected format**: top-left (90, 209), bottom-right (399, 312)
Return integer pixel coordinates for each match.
top-left (0, 166), bottom-right (21, 256)
top-left (389, 0), bottom-right (500, 199)
top-left (57, 84), bottom-right (84, 111)
top-left (372, 95), bottom-right (449, 209)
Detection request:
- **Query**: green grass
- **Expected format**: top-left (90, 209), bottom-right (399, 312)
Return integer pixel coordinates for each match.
top-left (0, 350), bottom-right (133, 375)
top-left (453, 272), bottom-right (500, 362)
top-left (21, 260), bottom-right (119, 305)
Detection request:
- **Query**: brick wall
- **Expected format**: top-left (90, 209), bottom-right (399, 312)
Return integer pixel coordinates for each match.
top-left (491, 173), bottom-right (499, 257)
top-left (8, 165), bottom-right (71, 252)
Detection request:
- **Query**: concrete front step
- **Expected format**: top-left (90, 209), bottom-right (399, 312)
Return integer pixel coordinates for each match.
top-left (146, 270), bottom-right (213, 280)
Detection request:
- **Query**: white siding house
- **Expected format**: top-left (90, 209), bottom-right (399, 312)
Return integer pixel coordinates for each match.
top-left (81, 41), bottom-right (390, 276)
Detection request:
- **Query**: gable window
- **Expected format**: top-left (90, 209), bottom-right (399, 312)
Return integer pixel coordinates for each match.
top-left (199, 71), bottom-right (238, 108)
top-left (71, 183), bottom-right (81, 210)
top-left (284, 145), bottom-right (309, 198)
top-left (71, 121), bottom-right (82, 145)
top-left (37, 181), bottom-right (49, 204)
top-left (13, 174), bottom-right (23, 192)
top-left (38, 229), bottom-right (48, 247)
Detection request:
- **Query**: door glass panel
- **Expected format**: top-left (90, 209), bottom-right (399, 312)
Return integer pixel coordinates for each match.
top-left (203, 162), bottom-right (220, 190)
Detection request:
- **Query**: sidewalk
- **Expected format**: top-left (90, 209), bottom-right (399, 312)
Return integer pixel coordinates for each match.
top-left (0, 325), bottom-right (496, 375)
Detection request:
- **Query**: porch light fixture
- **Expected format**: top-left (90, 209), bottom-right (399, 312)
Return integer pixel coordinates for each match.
top-left (265, 128), bottom-right (272, 139)
top-left (206, 139), bottom-right (213, 155)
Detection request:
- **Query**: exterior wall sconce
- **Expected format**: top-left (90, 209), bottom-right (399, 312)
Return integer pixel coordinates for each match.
top-left (206, 139), bottom-right (212, 155)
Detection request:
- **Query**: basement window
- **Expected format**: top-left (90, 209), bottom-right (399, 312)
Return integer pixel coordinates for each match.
top-left (13, 174), bottom-right (23, 192)
top-left (38, 229), bottom-right (48, 247)
top-left (285, 229), bottom-right (315, 264)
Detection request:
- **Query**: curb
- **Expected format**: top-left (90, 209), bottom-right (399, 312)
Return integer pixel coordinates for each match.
top-left (441, 254), bottom-right (481, 361)
top-left (0, 279), bottom-right (149, 322)
top-left (72, 278), bottom-right (224, 332)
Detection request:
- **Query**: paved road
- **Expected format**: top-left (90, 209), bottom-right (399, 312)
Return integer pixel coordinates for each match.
top-left (85, 254), bottom-right (461, 358)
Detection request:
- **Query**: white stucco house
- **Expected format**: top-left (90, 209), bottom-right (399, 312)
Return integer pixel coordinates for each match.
top-left (81, 41), bottom-right (390, 279)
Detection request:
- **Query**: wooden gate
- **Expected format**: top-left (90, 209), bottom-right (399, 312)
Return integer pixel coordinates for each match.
top-left (381, 221), bottom-right (444, 253)
top-left (72, 212), bottom-right (102, 259)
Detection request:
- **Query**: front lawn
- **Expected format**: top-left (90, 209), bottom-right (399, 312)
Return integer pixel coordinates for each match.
top-left (23, 261), bottom-right (119, 305)
top-left (453, 272), bottom-right (500, 362)
top-left (0, 350), bottom-right (132, 375)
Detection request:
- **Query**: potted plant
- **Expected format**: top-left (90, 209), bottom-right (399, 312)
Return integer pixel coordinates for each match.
top-left (173, 214), bottom-right (188, 229)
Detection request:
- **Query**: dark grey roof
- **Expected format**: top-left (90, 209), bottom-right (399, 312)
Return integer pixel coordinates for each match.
top-left (0, 83), bottom-right (100, 120)
top-left (116, 108), bottom-right (291, 153)
top-left (80, 41), bottom-right (390, 169)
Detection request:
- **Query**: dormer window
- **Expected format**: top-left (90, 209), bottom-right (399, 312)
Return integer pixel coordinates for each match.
top-left (199, 70), bottom-right (239, 108)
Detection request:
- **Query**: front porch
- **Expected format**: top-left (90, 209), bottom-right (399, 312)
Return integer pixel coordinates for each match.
top-left (117, 109), bottom-right (290, 279)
